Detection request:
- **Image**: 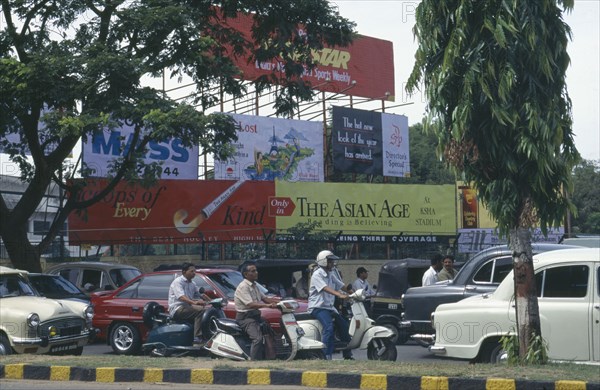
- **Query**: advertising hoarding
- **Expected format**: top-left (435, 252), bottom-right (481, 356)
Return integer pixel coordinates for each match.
top-left (222, 13), bottom-right (395, 101)
top-left (82, 124), bottom-right (199, 180)
top-left (332, 107), bottom-right (410, 177)
top-left (214, 114), bottom-right (324, 182)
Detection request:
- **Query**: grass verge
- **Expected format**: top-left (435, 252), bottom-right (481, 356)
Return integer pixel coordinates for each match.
top-left (1, 354), bottom-right (599, 383)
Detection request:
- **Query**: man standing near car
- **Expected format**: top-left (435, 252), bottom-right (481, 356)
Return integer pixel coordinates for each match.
top-left (168, 262), bottom-right (206, 345)
top-left (437, 255), bottom-right (457, 281)
top-left (234, 263), bottom-right (278, 360)
top-left (422, 254), bottom-right (444, 286)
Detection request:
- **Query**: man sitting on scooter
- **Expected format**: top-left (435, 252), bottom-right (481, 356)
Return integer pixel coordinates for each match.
top-left (308, 250), bottom-right (354, 360)
top-left (234, 263), bottom-right (278, 360)
top-left (168, 262), bottom-right (207, 345)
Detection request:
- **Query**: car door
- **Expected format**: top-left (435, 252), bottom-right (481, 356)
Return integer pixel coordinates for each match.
top-left (593, 264), bottom-right (600, 361)
top-left (535, 263), bottom-right (591, 361)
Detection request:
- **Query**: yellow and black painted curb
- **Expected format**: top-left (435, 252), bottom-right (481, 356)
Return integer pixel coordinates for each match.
top-left (1, 364), bottom-right (598, 389)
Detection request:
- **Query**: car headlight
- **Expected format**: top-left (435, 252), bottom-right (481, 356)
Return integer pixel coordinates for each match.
top-left (84, 305), bottom-right (94, 320)
top-left (27, 313), bottom-right (40, 328)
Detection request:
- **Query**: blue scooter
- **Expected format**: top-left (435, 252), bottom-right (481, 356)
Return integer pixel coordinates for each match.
top-left (141, 296), bottom-right (225, 357)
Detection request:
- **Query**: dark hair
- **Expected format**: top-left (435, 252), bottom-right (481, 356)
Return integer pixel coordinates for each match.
top-left (443, 255), bottom-right (455, 262)
top-left (356, 267), bottom-right (368, 277)
top-left (181, 262), bottom-right (195, 272)
top-left (430, 254), bottom-right (443, 266)
top-left (240, 262), bottom-right (257, 276)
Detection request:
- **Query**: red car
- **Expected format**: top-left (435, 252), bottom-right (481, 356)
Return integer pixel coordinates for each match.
top-left (92, 267), bottom-right (307, 355)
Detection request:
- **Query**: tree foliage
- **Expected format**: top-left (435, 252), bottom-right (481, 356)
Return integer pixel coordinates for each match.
top-left (570, 159), bottom-right (600, 234)
top-left (0, 0), bottom-right (355, 271)
top-left (407, 0), bottom-right (580, 361)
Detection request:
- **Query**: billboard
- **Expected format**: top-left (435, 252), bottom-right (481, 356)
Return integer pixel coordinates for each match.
top-left (68, 179), bottom-right (275, 244)
top-left (222, 13), bottom-right (395, 101)
top-left (332, 107), bottom-right (410, 177)
top-left (68, 180), bottom-right (456, 244)
top-left (214, 114), bottom-right (324, 182)
top-left (82, 124), bottom-right (199, 180)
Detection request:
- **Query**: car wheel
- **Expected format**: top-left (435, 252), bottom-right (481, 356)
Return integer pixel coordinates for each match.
top-left (480, 340), bottom-right (507, 364)
top-left (0, 334), bottom-right (13, 355)
top-left (110, 322), bottom-right (141, 355)
top-left (367, 338), bottom-right (397, 361)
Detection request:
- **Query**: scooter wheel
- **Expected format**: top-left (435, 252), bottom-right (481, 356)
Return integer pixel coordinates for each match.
top-left (367, 338), bottom-right (397, 361)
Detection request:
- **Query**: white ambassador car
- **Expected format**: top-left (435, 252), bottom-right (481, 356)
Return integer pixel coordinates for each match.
top-left (428, 247), bottom-right (599, 363)
top-left (0, 266), bottom-right (95, 355)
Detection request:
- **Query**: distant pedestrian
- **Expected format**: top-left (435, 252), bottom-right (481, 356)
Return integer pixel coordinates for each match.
top-left (437, 255), bottom-right (457, 281)
top-left (422, 254), bottom-right (443, 286)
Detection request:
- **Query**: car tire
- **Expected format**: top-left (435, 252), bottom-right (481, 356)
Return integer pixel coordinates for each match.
top-left (70, 346), bottom-right (84, 356)
top-left (367, 338), bottom-right (397, 361)
top-left (0, 334), bottom-right (13, 355)
top-left (480, 339), bottom-right (507, 364)
top-left (110, 322), bottom-right (141, 355)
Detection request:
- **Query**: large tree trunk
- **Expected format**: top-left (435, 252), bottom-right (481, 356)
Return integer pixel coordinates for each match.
top-left (2, 223), bottom-right (43, 272)
top-left (510, 227), bottom-right (542, 360)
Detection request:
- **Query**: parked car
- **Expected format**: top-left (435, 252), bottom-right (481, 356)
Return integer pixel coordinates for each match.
top-left (0, 266), bottom-right (95, 355)
top-left (92, 267), bottom-right (308, 355)
top-left (400, 243), bottom-right (578, 338)
top-left (46, 261), bottom-right (141, 293)
top-left (28, 273), bottom-right (90, 303)
top-left (427, 247), bottom-right (600, 363)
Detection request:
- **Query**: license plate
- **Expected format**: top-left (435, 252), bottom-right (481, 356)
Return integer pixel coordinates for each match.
top-left (387, 303), bottom-right (398, 310)
top-left (50, 343), bottom-right (77, 353)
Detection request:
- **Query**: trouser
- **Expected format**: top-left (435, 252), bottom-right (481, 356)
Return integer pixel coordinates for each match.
top-left (311, 308), bottom-right (352, 358)
top-left (173, 305), bottom-right (204, 339)
top-left (236, 310), bottom-right (275, 360)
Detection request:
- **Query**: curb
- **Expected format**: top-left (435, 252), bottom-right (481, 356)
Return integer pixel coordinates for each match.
top-left (1, 364), bottom-right (598, 389)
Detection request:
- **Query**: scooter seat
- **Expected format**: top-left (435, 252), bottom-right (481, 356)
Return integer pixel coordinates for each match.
top-left (215, 318), bottom-right (244, 335)
top-left (294, 312), bottom-right (314, 321)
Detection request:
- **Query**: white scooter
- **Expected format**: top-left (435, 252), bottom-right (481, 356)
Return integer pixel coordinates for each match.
top-left (295, 289), bottom-right (398, 361)
top-left (204, 300), bottom-right (326, 361)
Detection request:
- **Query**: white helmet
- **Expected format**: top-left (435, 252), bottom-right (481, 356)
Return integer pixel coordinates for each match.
top-left (316, 250), bottom-right (339, 267)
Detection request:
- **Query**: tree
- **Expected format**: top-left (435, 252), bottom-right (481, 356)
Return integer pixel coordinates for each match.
top-left (407, 0), bottom-right (579, 361)
top-left (405, 122), bottom-right (455, 185)
top-left (570, 159), bottom-right (600, 234)
top-left (0, 1), bottom-right (355, 272)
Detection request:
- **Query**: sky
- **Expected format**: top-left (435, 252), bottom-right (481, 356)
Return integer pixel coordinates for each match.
top-left (334, 0), bottom-right (600, 161)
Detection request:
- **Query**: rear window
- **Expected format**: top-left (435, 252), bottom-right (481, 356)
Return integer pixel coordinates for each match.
top-left (110, 268), bottom-right (142, 288)
top-left (206, 271), bottom-right (244, 299)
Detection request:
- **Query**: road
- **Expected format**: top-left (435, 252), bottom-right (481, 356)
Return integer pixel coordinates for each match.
top-left (83, 340), bottom-right (467, 363)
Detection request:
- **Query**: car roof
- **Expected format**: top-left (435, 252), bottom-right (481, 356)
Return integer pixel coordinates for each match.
top-left (46, 262), bottom-right (140, 271)
top-left (0, 266), bottom-right (28, 275)
top-left (493, 247), bottom-right (600, 298)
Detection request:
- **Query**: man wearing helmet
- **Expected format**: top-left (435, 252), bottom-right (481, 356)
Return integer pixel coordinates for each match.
top-left (307, 250), bottom-right (353, 360)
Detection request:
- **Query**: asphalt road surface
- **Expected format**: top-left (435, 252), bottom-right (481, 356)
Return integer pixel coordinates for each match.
top-left (83, 340), bottom-right (468, 363)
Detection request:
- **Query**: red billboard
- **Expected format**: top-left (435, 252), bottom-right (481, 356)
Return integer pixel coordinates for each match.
top-left (68, 179), bottom-right (276, 244)
top-left (222, 12), bottom-right (395, 101)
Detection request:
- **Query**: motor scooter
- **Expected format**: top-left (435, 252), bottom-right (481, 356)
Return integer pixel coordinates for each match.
top-left (295, 288), bottom-right (398, 361)
top-left (141, 298), bottom-right (225, 357)
top-left (204, 300), bottom-right (326, 361)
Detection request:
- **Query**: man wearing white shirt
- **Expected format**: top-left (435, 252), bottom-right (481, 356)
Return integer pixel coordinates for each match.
top-left (352, 267), bottom-right (374, 296)
top-left (422, 254), bottom-right (443, 286)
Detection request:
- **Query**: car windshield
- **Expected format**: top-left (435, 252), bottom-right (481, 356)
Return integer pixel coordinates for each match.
top-left (109, 268), bottom-right (142, 288)
top-left (0, 275), bottom-right (37, 298)
top-left (206, 271), bottom-right (244, 299)
top-left (29, 275), bottom-right (87, 300)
